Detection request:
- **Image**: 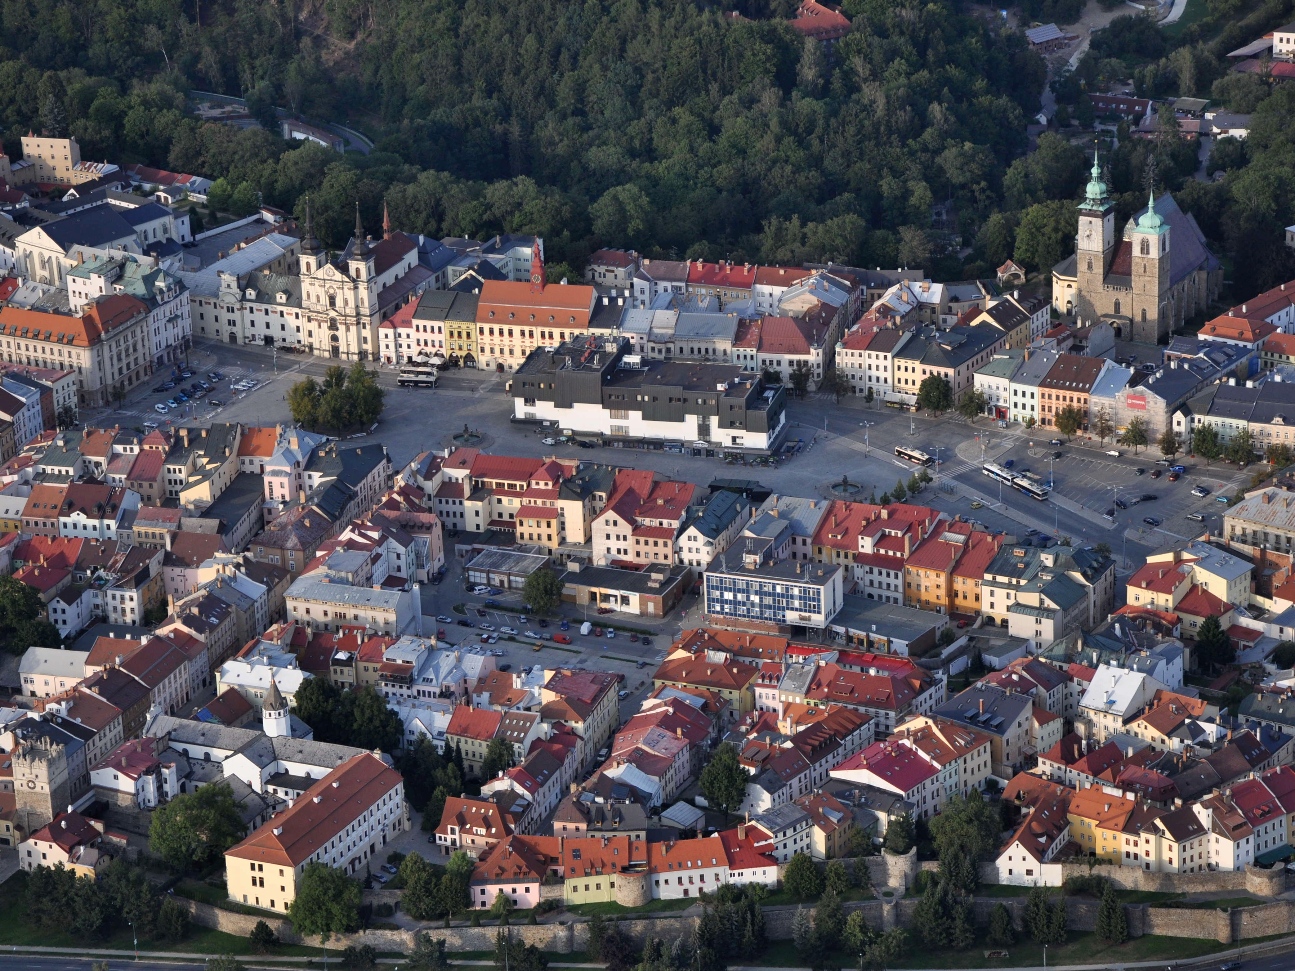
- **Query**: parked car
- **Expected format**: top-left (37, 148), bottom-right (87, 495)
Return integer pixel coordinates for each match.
top-left (537, 618), bottom-right (549, 627)
top-left (436, 614), bottom-right (453, 624)
top-left (1140, 493), bottom-right (1158, 502)
top-left (471, 585), bottom-right (489, 595)
top-left (1192, 486), bottom-right (1210, 497)
top-left (640, 638), bottom-right (652, 649)
top-left (1150, 469), bottom-right (1162, 478)
top-left (559, 620), bottom-right (571, 631)
top-left (208, 399), bottom-right (222, 407)
top-left (1003, 458), bottom-right (1015, 468)
top-left (576, 440), bottom-right (595, 448)
top-left (457, 620), bottom-right (473, 628)
top-left (592, 626), bottom-right (604, 636)
top-left (179, 369), bottom-right (193, 378)
top-left (596, 606), bottom-right (613, 614)
top-left (1049, 439), bottom-right (1062, 446)
top-left (154, 403), bottom-right (169, 413)
top-left (618, 690), bottom-right (630, 700)
top-left (628, 633), bottom-right (639, 643)
top-left (606, 629), bottom-right (616, 638)
top-left (1143, 516), bottom-right (1162, 527)
top-left (143, 420), bottom-right (159, 429)
top-left (1167, 472), bottom-right (1180, 481)
top-left (498, 663), bottom-right (512, 672)
top-left (479, 623), bottom-right (496, 631)
top-left (166, 398), bottom-right (179, 408)
top-left (483, 599), bottom-right (501, 608)
top-left (523, 630), bottom-right (541, 639)
top-left (382, 864), bottom-right (398, 875)
top-left (637, 660), bottom-right (649, 668)
top-left (1134, 468), bottom-right (1145, 476)
top-left (1171, 465), bottom-right (1186, 473)
top-left (1187, 513), bottom-right (1205, 522)
top-left (487, 587), bottom-right (503, 595)
top-left (1114, 498), bottom-right (1128, 509)
top-left (542, 437), bottom-right (557, 445)
top-left (1216, 494), bottom-right (1231, 503)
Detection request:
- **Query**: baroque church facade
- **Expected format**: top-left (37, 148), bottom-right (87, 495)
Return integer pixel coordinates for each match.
top-left (298, 203), bottom-right (429, 360)
top-left (1051, 154), bottom-right (1221, 344)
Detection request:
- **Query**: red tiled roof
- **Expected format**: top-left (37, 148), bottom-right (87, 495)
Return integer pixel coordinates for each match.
top-left (448, 705), bottom-right (503, 742)
top-left (686, 261), bottom-right (756, 289)
top-left (791, 0), bottom-right (851, 40)
top-left (1175, 584), bottom-right (1230, 618)
top-left (1128, 561), bottom-right (1192, 596)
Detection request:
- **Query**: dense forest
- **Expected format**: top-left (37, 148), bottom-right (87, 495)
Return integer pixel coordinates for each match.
top-left (0, 0), bottom-right (1044, 276)
top-left (0, 0), bottom-right (1292, 295)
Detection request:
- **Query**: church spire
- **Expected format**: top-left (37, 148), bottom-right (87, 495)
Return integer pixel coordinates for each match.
top-left (352, 201), bottom-right (370, 258)
top-left (301, 196), bottom-right (320, 254)
top-left (382, 200), bottom-right (391, 241)
top-left (1079, 146), bottom-right (1110, 212)
top-left (1136, 189), bottom-right (1167, 235)
top-left (529, 236), bottom-right (545, 293)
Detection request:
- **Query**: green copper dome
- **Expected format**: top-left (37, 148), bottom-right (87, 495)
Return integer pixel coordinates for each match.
top-left (1137, 190), bottom-right (1168, 235)
top-left (1079, 150), bottom-right (1109, 212)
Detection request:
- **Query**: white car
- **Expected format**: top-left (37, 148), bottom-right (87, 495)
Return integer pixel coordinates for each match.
top-left (243, 380), bottom-right (259, 391)
top-left (500, 626), bottom-right (518, 635)
top-left (523, 630), bottom-right (541, 639)
top-left (143, 420), bottom-right (159, 429)
top-left (542, 437), bottom-right (557, 445)
top-left (154, 403), bottom-right (169, 413)
top-left (479, 623), bottom-right (496, 631)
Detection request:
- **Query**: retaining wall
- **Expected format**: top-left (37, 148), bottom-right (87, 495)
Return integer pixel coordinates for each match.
top-left (1050, 862), bottom-right (1285, 895)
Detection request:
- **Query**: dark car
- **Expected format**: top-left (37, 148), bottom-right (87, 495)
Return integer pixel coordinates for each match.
top-left (1134, 468), bottom-right (1145, 476)
top-left (152, 384), bottom-right (168, 393)
top-left (1143, 516), bottom-right (1162, 527)
top-left (1003, 458), bottom-right (1015, 468)
top-left (576, 440), bottom-right (595, 448)
top-left (476, 608), bottom-right (487, 617)
top-left (1150, 469), bottom-right (1162, 478)
top-left (160, 380), bottom-right (176, 390)
top-left (208, 372), bottom-right (223, 381)
top-left (457, 619), bottom-right (474, 628)
top-left (1104, 508), bottom-right (1115, 518)
top-left (559, 620), bottom-right (571, 631)
top-left (1049, 439), bottom-right (1062, 446)
top-left (640, 638), bottom-right (651, 649)
top-left (483, 599), bottom-right (501, 608)
top-left (430, 575), bottom-right (442, 585)
top-left (537, 618), bottom-right (549, 627)
top-left (498, 663), bottom-right (512, 672)
top-left (1140, 493), bottom-right (1158, 502)
top-left (1115, 498), bottom-right (1128, 509)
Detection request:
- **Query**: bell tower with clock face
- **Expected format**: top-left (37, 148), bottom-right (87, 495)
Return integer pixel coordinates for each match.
top-left (1075, 150), bottom-right (1115, 320)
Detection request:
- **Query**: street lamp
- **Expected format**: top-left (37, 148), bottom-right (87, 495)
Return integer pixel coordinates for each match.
top-left (1043, 943), bottom-right (1048, 969)
top-left (933, 446), bottom-right (944, 484)
top-left (128, 919), bottom-right (138, 961)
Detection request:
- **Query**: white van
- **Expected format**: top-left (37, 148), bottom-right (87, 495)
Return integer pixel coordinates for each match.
top-left (1105, 449), bottom-right (1121, 457)
top-left (580, 621), bottom-right (593, 636)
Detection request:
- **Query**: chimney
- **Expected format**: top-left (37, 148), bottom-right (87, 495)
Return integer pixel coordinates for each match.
top-left (979, 699), bottom-right (985, 714)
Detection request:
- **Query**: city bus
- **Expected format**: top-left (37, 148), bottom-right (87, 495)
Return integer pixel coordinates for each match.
top-left (895, 446), bottom-right (933, 466)
top-left (982, 462), bottom-right (1015, 484)
top-left (1013, 479), bottom-right (1051, 501)
top-left (397, 366), bottom-right (438, 388)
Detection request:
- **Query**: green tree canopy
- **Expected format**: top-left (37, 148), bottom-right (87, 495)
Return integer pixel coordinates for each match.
top-left (1054, 405), bottom-right (1085, 439)
top-left (288, 864), bottom-right (361, 944)
top-left (0, 575), bottom-right (62, 654)
top-left (1158, 428), bottom-right (1182, 459)
top-left (149, 783), bottom-right (245, 872)
top-left (1193, 424), bottom-right (1223, 464)
top-left (521, 569), bottom-right (564, 616)
top-left (699, 742), bottom-right (747, 821)
top-left (1120, 417), bottom-right (1149, 453)
top-left (782, 852), bottom-right (824, 899)
top-left (917, 375), bottom-right (954, 413)
top-left (1195, 614), bottom-right (1235, 673)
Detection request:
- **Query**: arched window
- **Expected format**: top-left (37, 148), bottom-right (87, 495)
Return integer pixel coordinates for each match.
top-left (1086, 258), bottom-right (1093, 272)
top-left (1114, 300), bottom-right (1121, 316)
top-left (1141, 309), bottom-right (1147, 323)
top-left (1140, 239), bottom-right (1150, 256)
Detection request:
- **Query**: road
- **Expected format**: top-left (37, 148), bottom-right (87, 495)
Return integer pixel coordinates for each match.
top-left (83, 338), bottom-right (1253, 604)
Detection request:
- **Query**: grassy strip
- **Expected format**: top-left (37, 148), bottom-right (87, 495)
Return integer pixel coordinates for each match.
top-left (565, 897), bottom-right (698, 916)
top-left (750, 931), bottom-right (1235, 969)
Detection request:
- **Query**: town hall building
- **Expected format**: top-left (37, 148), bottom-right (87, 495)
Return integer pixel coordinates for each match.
top-left (1051, 154), bottom-right (1220, 344)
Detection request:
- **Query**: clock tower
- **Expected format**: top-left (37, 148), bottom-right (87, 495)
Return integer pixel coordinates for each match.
top-left (1074, 151), bottom-right (1114, 320)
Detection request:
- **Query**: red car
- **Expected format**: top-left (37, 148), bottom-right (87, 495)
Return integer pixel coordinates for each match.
top-left (552, 633), bottom-right (572, 645)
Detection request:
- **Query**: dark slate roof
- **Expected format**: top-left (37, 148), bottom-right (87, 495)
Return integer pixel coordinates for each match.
top-left (40, 204), bottom-right (136, 249)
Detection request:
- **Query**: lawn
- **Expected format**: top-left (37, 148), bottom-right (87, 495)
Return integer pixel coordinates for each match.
top-left (977, 886), bottom-right (1186, 905)
top-left (762, 887), bottom-right (874, 908)
top-left (1176, 896), bottom-right (1266, 910)
top-left (750, 931), bottom-right (1235, 969)
top-left (0, 871), bottom-right (327, 957)
top-left (566, 897), bottom-right (698, 916)
top-left (1163, 0), bottom-right (1210, 39)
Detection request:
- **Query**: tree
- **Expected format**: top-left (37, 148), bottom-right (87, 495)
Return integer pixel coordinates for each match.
top-left (791, 907), bottom-right (815, 953)
top-left (917, 375), bottom-right (954, 413)
top-left (987, 903), bottom-right (1015, 947)
top-left (490, 890), bottom-right (516, 921)
top-left (1096, 883), bottom-right (1127, 945)
top-left (1268, 443), bottom-right (1295, 468)
top-left (156, 895), bottom-right (191, 942)
top-left (883, 813), bottom-right (914, 854)
top-left (892, 478), bottom-right (908, 502)
top-left (820, 368), bottom-right (850, 403)
top-left (1024, 887), bottom-right (1053, 943)
top-left (206, 958), bottom-right (245, 971)
top-left (788, 362), bottom-right (813, 397)
top-left (1194, 424), bottom-right (1222, 464)
top-left (957, 388), bottom-right (988, 421)
top-left (1195, 614), bottom-right (1235, 673)
top-left (250, 920), bottom-right (279, 954)
top-left (287, 366), bottom-right (385, 435)
top-left (1093, 407), bottom-right (1115, 445)
top-left (437, 851), bottom-right (474, 917)
top-left (814, 889), bottom-right (845, 950)
top-left (1158, 428), bottom-right (1182, 459)
top-left (1054, 405), bottom-right (1085, 439)
top-left (494, 931), bottom-right (547, 971)
top-left (842, 911), bottom-right (873, 954)
top-left (1225, 428), bottom-right (1255, 466)
top-left (409, 934), bottom-right (453, 971)
top-left (291, 676), bottom-right (346, 740)
top-left (699, 743), bottom-right (747, 821)
top-left (401, 853), bottom-right (444, 921)
top-left (1014, 200), bottom-right (1078, 273)
top-left (0, 575), bottom-right (62, 653)
top-left (823, 859), bottom-right (850, 895)
top-left (349, 685), bottom-right (403, 751)
top-left (928, 791), bottom-right (999, 894)
top-left (783, 852), bottom-right (824, 899)
top-left (149, 782), bottom-right (245, 872)
top-left (343, 945), bottom-right (377, 970)
top-left (288, 863), bottom-right (361, 947)
top-left (288, 376), bottom-right (322, 428)
top-left (1120, 416), bottom-right (1149, 454)
top-left (56, 405), bottom-right (78, 430)
top-left (482, 737), bottom-right (514, 780)
top-left (521, 568), bottom-right (563, 616)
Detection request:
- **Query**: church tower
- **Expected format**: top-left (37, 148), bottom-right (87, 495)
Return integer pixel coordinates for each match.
top-left (1131, 190), bottom-right (1171, 343)
top-left (530, 237), bottom-right (545, 293)
top-left (348, 203), bottom-right (375, 284)
top-left (262, 679), bottom-right (290, 739)
top-left (299, 196), bottom-right (322, 277)
top-left (1074, 151), bottom-right (1114, 321)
